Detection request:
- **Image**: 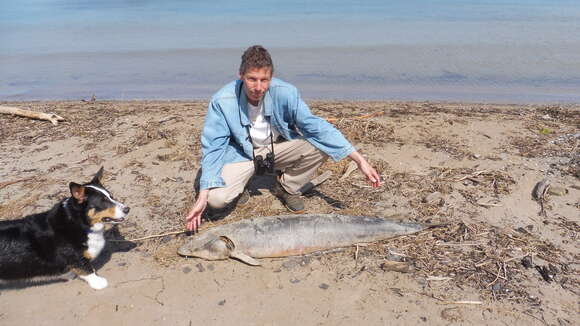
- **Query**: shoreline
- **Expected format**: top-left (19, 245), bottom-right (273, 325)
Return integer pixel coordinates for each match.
top-left (2, 99), bottom-right (580, 107)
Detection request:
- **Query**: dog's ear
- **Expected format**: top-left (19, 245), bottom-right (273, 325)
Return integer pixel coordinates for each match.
top-left (69, 182), bottom-right (86, 203)
top-left (90, 166), bottom-right (104, 185)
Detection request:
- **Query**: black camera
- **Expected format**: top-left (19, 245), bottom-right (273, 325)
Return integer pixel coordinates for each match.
top-left (254, 152), bottom-right (275, 175)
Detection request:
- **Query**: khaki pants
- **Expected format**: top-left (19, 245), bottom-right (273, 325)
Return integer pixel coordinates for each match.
top-left (207, 139), bottom-right (327, 209)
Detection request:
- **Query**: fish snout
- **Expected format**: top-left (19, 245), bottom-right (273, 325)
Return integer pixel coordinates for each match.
top-left (177, 237), bottom-right (232, 260)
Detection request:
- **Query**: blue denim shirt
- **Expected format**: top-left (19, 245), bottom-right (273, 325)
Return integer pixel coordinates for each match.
top-left (199, 78), bottom-right (355, 190)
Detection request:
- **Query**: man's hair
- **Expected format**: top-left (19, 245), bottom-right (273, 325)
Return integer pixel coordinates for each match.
top-left (239, 45), bottom-right (274, 75)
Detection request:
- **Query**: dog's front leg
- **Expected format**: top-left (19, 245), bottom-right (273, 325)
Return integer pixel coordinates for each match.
top-left (71, 259), bottom-right (108, 290)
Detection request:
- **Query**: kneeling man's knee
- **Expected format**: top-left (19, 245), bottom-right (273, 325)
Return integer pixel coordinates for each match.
top-left (207, 189), bottom-right (235, 209)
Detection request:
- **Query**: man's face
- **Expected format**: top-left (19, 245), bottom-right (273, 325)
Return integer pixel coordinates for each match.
top-left (240, 67), bottom-right (272, 106)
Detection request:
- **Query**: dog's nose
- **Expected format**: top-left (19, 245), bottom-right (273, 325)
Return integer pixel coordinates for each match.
top-left (123, 207), bottom-right (130, 214)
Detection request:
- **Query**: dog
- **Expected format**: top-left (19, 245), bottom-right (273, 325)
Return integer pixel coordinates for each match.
top-left (0, 167), bottom-right (129, 290)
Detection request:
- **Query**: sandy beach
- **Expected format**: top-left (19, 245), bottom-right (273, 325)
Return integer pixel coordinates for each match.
top-left (0, 100), bottom-right (578, 325)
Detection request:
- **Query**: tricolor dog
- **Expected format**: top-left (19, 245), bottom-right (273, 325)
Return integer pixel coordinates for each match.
top-left (0, 167), bottom-right (129, 290)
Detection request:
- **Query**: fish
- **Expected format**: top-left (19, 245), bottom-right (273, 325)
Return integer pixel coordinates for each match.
top-left (177, 214), bottom-right (424, 265)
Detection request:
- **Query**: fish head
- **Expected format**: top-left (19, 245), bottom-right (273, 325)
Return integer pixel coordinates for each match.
top-left (177, 236), bottom-right (232, 260)
top-left (177, 235), bottom-right (261, 266)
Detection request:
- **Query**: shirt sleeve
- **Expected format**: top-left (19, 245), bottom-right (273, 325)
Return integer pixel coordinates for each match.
top-left (289, 90), bottom-right (355, 161)
top-left (199, 100), bottom-right (231, 190)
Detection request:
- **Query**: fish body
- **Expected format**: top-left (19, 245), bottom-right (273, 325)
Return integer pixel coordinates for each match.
top-left (177, 214), bottom-right (423, 265)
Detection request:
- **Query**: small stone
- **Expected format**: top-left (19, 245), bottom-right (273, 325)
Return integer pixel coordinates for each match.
top-left (422, 192), bottom-right (443, 205)
top-left (195, 263), bottom-right (205, 272)
top-left (319, 283), bottom-right (329, 290)
top-left (290, 278), bottom-right (301, 284)
top-left (420, 317), bottom-right (427, 322)
top-left (521, 256), bottom-right (533, 269)
top-left (182, 266), bottom-right (192, 274)
top-left (218, 299), bottom-right (226, 306)
top-left (548, 186), bottom-right (568, 196)
top-left (491, 282), bottom-right (502, 292)
top-left (282, 259), bottom-right (300, 270)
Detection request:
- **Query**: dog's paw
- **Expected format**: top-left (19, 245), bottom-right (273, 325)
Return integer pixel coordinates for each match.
top-left (80, 273), bottom-right (108, 290)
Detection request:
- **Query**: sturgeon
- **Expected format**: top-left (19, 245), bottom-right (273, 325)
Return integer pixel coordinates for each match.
top-left (177, 214), bottom-right (424, 265)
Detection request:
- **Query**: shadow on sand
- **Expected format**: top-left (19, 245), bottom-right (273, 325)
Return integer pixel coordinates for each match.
top-left (0, 226), bottom-right (136, 291)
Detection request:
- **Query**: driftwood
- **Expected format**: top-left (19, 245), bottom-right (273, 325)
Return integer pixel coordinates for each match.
top-left (0, 106), bottom-right (65, 126)
top-left (339, 161), bottom-right (358, 181)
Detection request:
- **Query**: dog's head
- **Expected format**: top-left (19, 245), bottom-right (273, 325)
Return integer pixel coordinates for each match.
top-left (69, 167), bottom-right (130, 227)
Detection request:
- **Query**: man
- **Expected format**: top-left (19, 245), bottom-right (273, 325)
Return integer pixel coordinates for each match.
top-left (185, 45), bottom-right (381, 231)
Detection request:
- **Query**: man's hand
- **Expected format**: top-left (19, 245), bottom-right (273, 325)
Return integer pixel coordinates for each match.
top-left (348, 151), bottom-right (382, 188)
top-left (185, 190), bottom-right (209, 231)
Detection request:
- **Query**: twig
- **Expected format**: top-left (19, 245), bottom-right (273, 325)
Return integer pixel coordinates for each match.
top-left (326, 111), bottom-right (384, 122)
top-left (0, 177), bottom-right (34, 189)
top-left (476, 200), bottom-right (503, 208)
top-left (486, 262), bottom-right (503, 287)
top-left (457, 170), bottom-right (491, 181)
top-left (522, 311), bottom-right (548, 325)
top-left (435, 241), bottom-right (483, 246)
top-left (110, 230), bottom-right (186, 242)
top-left (437, 300), bottom-right (483, 305)
top-left (430, 294), bottom-right (483, 305)
top-left (474, 254), bottom-right (532, 268)
top-left (426, 276), bottom-right (453, 281)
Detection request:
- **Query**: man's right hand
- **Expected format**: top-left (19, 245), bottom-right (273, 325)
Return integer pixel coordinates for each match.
top-left (185, 190), bottom-right (209, 232)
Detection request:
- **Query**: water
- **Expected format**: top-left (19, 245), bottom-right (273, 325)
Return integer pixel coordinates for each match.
top-left (1, 0), bottom-right (580, 103)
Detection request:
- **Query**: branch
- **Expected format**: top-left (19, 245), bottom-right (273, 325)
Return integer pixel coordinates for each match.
top-left (0, 106), bottom-right (65, 126)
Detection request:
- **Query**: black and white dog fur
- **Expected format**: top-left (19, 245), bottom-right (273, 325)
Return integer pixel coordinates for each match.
top-left (0, 167), bottom-right (129, 290)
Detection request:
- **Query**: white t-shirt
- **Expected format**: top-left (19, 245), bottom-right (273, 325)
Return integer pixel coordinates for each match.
top-left (248, 101), bottom-right (281, 148)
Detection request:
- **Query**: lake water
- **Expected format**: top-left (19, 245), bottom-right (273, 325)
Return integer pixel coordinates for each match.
top-left (1, 0), bottom-right (580, 103)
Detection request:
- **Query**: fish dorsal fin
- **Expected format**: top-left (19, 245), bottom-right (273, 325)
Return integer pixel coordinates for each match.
top-left (219, 235), bottom-right (261, 266)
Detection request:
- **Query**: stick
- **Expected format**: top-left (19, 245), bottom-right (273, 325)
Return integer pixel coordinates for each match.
top-left (457, 170), bottom-right (491, 181)
top-left (0, 177), bottom-right (34, 189)
top-left (476, 200), bottom-right (503, 207)
top-left (437, 301), bottom-right (483, 305)
top-left (0, 106), bottom-right (65, 126)
top-left (326, 111), bottom-right (384, 122)
top-left (426, 276), bottom-right (453, 281)
top-left (110, 230), bottom-right (186, 242)
top-left (474, 254), bottom-right (532, 268)
top-left (430, 294), bottom-right (484, 305)
top-left (486, 263), bottom-right (503, 287)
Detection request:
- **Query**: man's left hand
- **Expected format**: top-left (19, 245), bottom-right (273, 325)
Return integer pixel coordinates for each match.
top-left (348, 151), bottom-right (382, 188)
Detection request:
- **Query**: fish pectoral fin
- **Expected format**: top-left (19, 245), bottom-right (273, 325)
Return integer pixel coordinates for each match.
top-left (230, 250), bottom-right (261, 266)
